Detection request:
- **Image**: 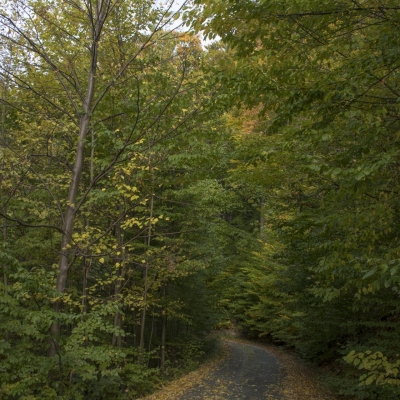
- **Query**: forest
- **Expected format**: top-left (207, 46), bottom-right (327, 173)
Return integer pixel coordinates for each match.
top-left (1, 0), bottom-right (400, 399)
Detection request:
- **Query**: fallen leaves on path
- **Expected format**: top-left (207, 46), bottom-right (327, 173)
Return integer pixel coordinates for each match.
top-left (138, 343), bottom-right (230, 400)
top-left (139, 337), bottom-right (337, 400)
top-left (277, 352), bottom-right (337, 400)
top-left (228, 338), bottom-right (337, 400)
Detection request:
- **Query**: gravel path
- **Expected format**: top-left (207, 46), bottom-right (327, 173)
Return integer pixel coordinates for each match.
top-left (177, 340), bottom-right (283, 400)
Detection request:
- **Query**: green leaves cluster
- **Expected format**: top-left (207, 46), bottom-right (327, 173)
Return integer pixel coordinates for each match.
top-left (344, 350), bottom-right (400, 387)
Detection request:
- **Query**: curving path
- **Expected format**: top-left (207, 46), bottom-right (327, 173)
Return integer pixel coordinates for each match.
top-left (177, 340), bottom-right (284, 400)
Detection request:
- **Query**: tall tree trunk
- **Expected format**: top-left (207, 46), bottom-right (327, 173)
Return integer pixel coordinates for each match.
top-left (133, 308), bottom-right (137, 347)
top-left (2, 83), bottom-right (9, 343)
top-left (2, 85), bottom-right (6, 260)
top-left (49, 5), bottom-right (106, 357)
top-left (160, 283), bottom-right (167, 375)
top-left (147, 306), bottom-right (156, 367)
top-left (82, 128), bottom-right (94, 347)
top-left (112, 218), bottom-right (125, 347)
top-left (139, 264), bottom-right (148, 352)
top-left (82, 262), bottom-right (89, 314)
top-left (139, 152), bottom-right (155, 354)
top-left (81, 257), bottom-right (91, 347)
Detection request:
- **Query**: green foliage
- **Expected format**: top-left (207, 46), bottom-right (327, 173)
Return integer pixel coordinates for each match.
top-left (3, 0), bottom-right (400, 399)
top-left (0, 0), bottom-right (234, 397)
top-left (344, 350), bottom-right (400, 387)
top-left (187, 0), bottom-right (400, 398)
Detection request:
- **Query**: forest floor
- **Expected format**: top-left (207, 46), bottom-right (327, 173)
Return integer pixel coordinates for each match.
top-left (140, 337), bottom-right (338, 400)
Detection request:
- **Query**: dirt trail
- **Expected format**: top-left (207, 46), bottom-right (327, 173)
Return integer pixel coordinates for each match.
top-left (141, 338), bottom-right (337, 400)
top-left (177, 340), bottom-right (283, 399)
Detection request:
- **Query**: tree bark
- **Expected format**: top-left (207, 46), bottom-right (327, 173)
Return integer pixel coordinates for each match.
top-left (160, 283), bottom-right (167, 375)
top-left (1, 83), bottom-right (9, 343)
top-left (139, 264), bottom-right (149, 352)
top-left (2, 86), bottom-right (6, 257)
top-left (49, 3), bottom-right (107, 357)
top-left (112, 217), bottom-right (125, 347)
top-left (139, 153), bottom-right (155, 354)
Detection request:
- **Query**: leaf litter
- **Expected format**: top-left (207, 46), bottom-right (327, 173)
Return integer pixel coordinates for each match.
top-left (139, 338), bottom-right (337, 400)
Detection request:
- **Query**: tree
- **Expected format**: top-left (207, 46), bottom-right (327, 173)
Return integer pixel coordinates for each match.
top-left (0, 1), bottom-right (234, 397)
top-left (189, 1), bottom-right (400, 398)
top-left (0, 0), bottom-right (193, 349)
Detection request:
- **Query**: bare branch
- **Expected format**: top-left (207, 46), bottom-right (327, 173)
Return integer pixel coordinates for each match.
top-left (0, 211), bottom-right (63, 233)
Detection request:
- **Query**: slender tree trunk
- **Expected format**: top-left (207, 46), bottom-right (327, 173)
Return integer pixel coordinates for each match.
top-left (2, 86), bottom-right (6, 256)
top-left (84, 129), bottom-right (95, 316)
top-left (2, 87), bottom-right (6, 252)
top-left (82, 259), bottom-right (90, 314)
top-left (133, 308), bottom-right (137, 347)
top-left (139, 265), bottom-right (149, 351)
top-left (112, 218), bottom-right (125, 347)
top-left (139, 154), bottom-right (155, 353)
top-left (160, 283), bottom-right (167, 375)
top-left (81, 128), bottom-right (95, 347)
top-left (147, 306), bottom-right (156, 367)
top-left (90, 128), bottom-right (95, 187)
top-left (1, 85), bottom-right (9, 343)
top-left (82, 257), bottom-right (91, 347)
top-left (49, 6), bottom-right (105, 357)
top-left (112, 312), bottom-right (123, 347)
